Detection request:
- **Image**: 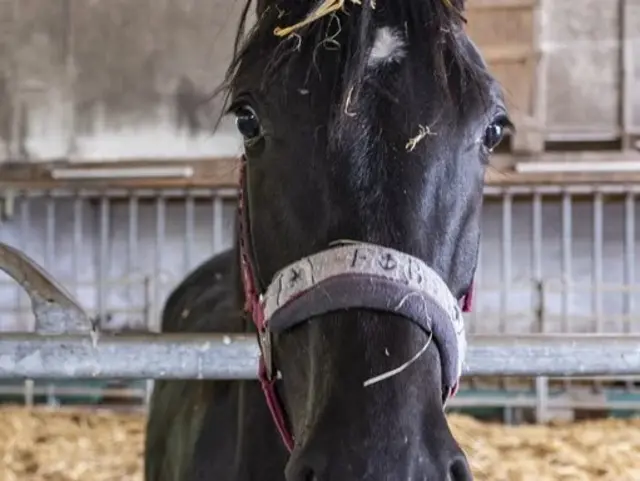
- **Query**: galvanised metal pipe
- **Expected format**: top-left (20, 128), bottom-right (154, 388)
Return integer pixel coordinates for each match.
top-left (0, 333), bottom-right (639, 379)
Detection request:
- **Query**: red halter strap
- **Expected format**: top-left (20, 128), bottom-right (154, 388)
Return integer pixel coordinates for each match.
top-left (237, 160), bottom-right (295, 452)
top-left (237, 158), bottom-right (474, 452)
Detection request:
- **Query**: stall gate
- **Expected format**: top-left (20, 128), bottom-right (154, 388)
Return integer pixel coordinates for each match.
top-left (0, 186), bottom-right (639, 420)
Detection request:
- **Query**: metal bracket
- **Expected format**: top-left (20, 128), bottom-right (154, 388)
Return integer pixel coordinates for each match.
top-left (0, 241), bottom-right (99, 344)
top-left (258, 327), bottom-right (274, 381)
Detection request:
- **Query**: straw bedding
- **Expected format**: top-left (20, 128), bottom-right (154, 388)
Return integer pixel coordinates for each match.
top-left (1, 406), bottom-right (639, 481)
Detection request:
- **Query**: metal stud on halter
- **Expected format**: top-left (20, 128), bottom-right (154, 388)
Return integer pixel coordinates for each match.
top-left (0, 242), bottom-right (100, 344)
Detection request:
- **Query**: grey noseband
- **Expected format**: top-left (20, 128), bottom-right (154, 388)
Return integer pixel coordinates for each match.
top-left (262, 242), bottom-right (466, 396)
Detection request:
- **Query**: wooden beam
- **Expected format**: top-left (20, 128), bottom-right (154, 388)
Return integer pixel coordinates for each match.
top-left (1, 152), bottom-right (640, 192)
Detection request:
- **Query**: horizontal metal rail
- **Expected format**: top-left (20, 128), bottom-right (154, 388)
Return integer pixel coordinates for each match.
top-left (0, 333), bottom-right (639, 379)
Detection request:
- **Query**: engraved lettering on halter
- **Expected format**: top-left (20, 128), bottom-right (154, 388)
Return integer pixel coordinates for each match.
top-left (377, 252), bottom-right (397, 271)
top-left (406, 257), bottom-right (424, 285)
top-left (350, 248), bottom-right (367, 267)
top-left (288, 267), bottom-right (302, 287)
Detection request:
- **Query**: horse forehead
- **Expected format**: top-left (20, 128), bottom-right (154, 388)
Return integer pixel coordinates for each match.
top-left (367, 27), bottom-right (406, 68)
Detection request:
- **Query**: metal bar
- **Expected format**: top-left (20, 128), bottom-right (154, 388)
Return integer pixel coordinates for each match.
top-left (8, 185), bottom-right (640, 199)
top-left (127, 194), bottom-right (139, 311)
top-left (500, 193), bottom-right (512, 333)
top-left (44, 196), bottom-right (58, 403)
top-left (531, 192), bottom-right (548, 422)
top-left (17, 198), bottom-right (30, 331)
top-left (72, 195), bottom-right (83, 294)
top-left (561, 192), bottom-right (572, 336)
top-left (18, 198), bottom-right (33, 406)
top-left (99, 196), bottom-right (109, 325)
top-left (44, 196), bottom-right (55, 270)
top-left (51, 167), bottom-right (194, 180)
top-left (515, 161), bottom-right (640, 174)
top-left (1, 334), bottom-right (639, 379)
top-left (154, 195), bottom-right (166, 331)
top-left (593, 192), bottom-right (604, 333)
top-left (185, 193), bottom-right (195, 272)
top-left (624, 192), bottom-right (635, 327)
top-left (592, 192), bottom-right (604, 394)
top-left (624, 192), bottom-right (637, 392)
top-left (213, 194), bottom-right (223, 252)
top-left (499, 193), bottom-right (512, 394)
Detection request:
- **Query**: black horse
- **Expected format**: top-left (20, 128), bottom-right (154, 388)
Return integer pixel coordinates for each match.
top-left (145, 0), bottom-right (511, 479)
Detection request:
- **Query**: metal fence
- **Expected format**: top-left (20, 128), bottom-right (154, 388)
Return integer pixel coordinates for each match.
top-left (1, 185), bottom-right (640, 420)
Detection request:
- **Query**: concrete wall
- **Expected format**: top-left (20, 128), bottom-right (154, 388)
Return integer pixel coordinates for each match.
top-left (2, 0), bottom-right (638, 162)
top-left (0, 0), bottom-right (248, 162)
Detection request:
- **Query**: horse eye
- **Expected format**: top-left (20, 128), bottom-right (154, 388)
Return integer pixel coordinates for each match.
top-left (234, 105), bottom-right (262, 141)
top-left (482, 120), bottom-right (507, 152)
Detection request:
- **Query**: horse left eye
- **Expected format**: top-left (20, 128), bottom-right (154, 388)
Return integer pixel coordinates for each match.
top-left (483, 122), bottom-right (505, 152)
top-left (234, 105), bottom-right (262, 141)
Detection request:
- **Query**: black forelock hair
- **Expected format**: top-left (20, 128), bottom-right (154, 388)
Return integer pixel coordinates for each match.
top-left (212, 0), bottom-right (493, 131)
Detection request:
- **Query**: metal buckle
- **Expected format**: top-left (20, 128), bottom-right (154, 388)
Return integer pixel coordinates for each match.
top-left (258, 326), bottom-right (275, 381)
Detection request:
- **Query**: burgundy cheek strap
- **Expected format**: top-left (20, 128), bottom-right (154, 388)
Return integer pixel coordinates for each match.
top-left (237, 160), bottom-right (474, 453)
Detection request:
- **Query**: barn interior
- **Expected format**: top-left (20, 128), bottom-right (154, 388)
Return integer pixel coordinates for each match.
top-left (0, 0), bottom-right (639, 479)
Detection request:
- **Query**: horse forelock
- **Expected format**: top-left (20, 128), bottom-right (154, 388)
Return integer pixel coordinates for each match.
top-left (212, 0), bottom-right (491, 141)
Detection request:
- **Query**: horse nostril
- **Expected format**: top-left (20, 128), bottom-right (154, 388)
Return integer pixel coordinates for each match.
top-left (449, 454), bottom-right (473, 481)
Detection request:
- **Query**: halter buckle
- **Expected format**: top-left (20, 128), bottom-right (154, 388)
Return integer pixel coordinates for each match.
top-left (258, 326), bottom-right (275, 381)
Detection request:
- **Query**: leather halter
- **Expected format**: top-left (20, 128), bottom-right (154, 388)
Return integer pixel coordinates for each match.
top-left (237, 157), bottom-right (473, 452)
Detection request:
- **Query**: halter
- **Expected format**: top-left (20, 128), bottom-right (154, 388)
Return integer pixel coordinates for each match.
top-left (237, 157), bottom-right (473, 452)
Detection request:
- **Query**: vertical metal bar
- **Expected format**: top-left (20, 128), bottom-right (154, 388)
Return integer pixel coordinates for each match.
top-left (469, 214), bottom-right (484, 389)
top-left (470, 241), bottom-right (481, 335)
top-left (623, 192), bottom-right (635, 392)
top-left (561, 192), bottom-right (573, 332)
top-left (44, 196), bottom-right (55, 271)
top-left (72, 195), bottom-right (83, 295)
top-left (500, 192), bottom-right (512, 393)
top-left (500, 192), bottom-right (512, 333)
top-left (532, 192), bottom-right (544, 326)
top-left (593, 192), bottom-right (604, 334)
top-left (212, 193), bottom-right (223, 254)
top-left (144, 275), bottom-right (154, 407)
top-left (185, 192), bottom-right (195, 273)
top-left (19, 197), bottom-right (33, 407)
top-left (624, 192), bottom-right (635, 329)
top-left (561, 191), bottom-right (572, 392)
top-left (154, 194), bottom-right (166, 330)
top-left (127, 194), bottom-right (139, 317)
top-left (147, 194), bottom-right (166, 407)
top-left (99, 196), bottom-right (109, 327)
top-left (17, 198), bottom-right (30, 329)
top-left (45, 196), bottom-right (56, 405)
top-left (532, 192), bottom-right (548, 422)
